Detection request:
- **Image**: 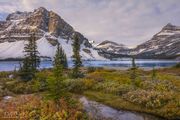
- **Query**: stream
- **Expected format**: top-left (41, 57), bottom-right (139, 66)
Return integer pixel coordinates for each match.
top-left (80, 97), bottom-right (164, 120)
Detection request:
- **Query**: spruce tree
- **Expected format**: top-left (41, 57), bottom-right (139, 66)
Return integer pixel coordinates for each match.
top-left (54, 43), bottom-right (68, 70)
top-left (53, 43), bottom-right (64, 77)
top-left (132, 57), bottom-right (136, 69)
top-left (19, 33), bottom-right (40, 80)
top-left (71, 33), bottom-right (83, 78)
top-left (62, 52), bottom-right (68, 69)
top-left (47, 43), bottom-right (66, 102)
top-left (130, 57), bottom-right (137, 86)
top-left (152, 66), bottom-right (157, 80)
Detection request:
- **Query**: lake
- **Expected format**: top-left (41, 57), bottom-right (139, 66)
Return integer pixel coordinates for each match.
top-left (0, 59), bottom-right (179, 71)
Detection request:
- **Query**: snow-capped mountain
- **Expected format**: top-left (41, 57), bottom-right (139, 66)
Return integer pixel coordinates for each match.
top-left (0, 8), bottom-right (179, 61)
top-left (0, 7), bottom-right (104, 60)
top-left (96, 40), bottom-right (128, 50)
top-left (95, 40), bottom-right (130, 59)
top-left (94, 24), bottom-right (180, 60)
top-left (133, 23), bottom-right (180, 59)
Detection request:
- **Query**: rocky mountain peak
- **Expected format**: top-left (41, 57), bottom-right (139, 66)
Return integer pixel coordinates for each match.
top-left (0, 7), bottom-right (100, 60)
top-left (133, 23), bottom-right (180, 59)
top-left (97, 40), bottom-right (127, 49)
top-left (98, 40), bottom-right (119, 46)
top-left (162, 23), bottom-right (180, 31)
top-left (34, 7), bottom-right (48, 13)
top-left (0, 7), bottom-right (91, 47)
top-left (164, 23), bottom-right (173, 27)
top-left (95, 40), bottom-right (130, 59)
top-left (6, 11), bottom-right (30, 21)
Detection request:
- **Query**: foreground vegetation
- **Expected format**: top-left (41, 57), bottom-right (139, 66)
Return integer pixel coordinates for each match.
top-left (0, 66), bottom-right (179, 119)
top-left (0, 94), bottom-right (85, 119)
top-left (0, 70), bottom-right (88, 119)
top-left (82, 67), bottom-right (180, 119)
top-left (0, 33), bottom-right (88, 119)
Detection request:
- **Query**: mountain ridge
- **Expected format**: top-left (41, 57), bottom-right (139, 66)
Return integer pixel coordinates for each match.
top-left (134, 23), bottom-right (180, 59)
top-left (0, 7), bottom-right (179, 60)
top-left (94, 23), bottom-right (180, 59)
top-left (0, 7), bottom-right (104, 60)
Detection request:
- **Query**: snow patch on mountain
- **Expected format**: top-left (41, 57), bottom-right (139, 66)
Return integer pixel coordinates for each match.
top-left (0, 40), bottom-right (25, 59)
top-left (0, 36), bottom-right (105, 60)
top-left (134, 23), bottom-right (180, 59)
top-left (58, 38), bottom-right (105, 60)
top-left (0, 7), bottom-right (104, 60)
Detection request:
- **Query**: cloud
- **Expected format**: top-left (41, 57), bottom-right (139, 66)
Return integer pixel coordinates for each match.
top-left (0, 0), bottom-right (180, 47)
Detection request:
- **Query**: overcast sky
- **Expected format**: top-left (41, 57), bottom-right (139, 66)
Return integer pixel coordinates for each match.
top-left (0, 0), bottom-right (180, 47)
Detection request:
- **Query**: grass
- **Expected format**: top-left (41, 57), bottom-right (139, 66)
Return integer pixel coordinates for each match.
top-left (81, 67), bottom-right (180, 120)
top-left (84, 91), bottom-right (178, 120)
top-left (0, 70), bottom-right (88, 120)
top-left (0, 93), bottom-right (87, 119)
top-left (0, 67), bottom-right (179, 119)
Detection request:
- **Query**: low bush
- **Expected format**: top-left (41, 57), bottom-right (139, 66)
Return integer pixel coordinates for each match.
top-left (86, 72), bottom-right (105, 82)
top-left (141, 80), bottom-right (175, 91)
top-left (5, 80), bottom-right (37, 94)
top-left (87, 67), bottom-right (96, 73)
top-left (173, 62), bottom-right (180, 68)
top-left (117, 84), bottom-right (134, 95)
top-left (0, 72), bottom-right (11, 78)
top-left (123, 90), bottom-right (174, 108)
top-left (66, 79), bottom-right (96, 94)
top-left (33, 71), bottom-right (50, 92)
top-left (0, 94), bottom-right (86, 120)
top-left (66, 79), bottom-right (85, 93)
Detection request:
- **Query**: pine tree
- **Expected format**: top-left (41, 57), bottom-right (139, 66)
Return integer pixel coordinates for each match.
top-left (54, 43), bottom-right (68, 70)
top-left (47, 43), bottom-right (66, 102)
top-left (71, 33), bottom-right (83, 78)
top-left (19, 33), bottom-right (40, 80)
top-left (130, 57), bottom-right (137, 85)
top-left (53, 43), bottom-right (64, 77)
top-left (132, 57), bottom-right (136, 69)
top-left (152, 66), bottom-right (157, 80)
top-left (62, 52), bottom-right (68, 69)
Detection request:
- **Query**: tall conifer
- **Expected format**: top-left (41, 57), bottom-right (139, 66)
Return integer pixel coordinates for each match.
top-left (47, 43), bottom-right (67, 102)
top-left (71, 33), bottom-right (83, 78)
top-left (19, 33), bottom-right (40, 80)
top-left (130, 57), bottom-right (137, 86)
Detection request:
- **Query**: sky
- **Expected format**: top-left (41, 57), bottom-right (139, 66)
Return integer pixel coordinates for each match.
top-left (0, 0), bottom-right (180, 47)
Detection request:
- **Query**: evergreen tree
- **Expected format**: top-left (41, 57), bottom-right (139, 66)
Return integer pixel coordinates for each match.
top-left (19, 33), bottom-right (40, 80)
top-left (132, 57), bottom-right (136, 69)
top-left (54, 43), bottom-right (68, 70)
top-left (152, 66), bottom-right (157, 80)
top-left (53, 43), bottom-right (64, 77)
top-left (62, 52), bottom-right (68, 69)
top-left (130, 57), bottom-right (137, 85)
top-left (47, 43), bottom-right (66, 102)
top-left (71, 33), bottom-right (83, 78)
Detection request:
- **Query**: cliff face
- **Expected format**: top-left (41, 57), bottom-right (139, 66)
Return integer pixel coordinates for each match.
top-left (94, 24), bottom-right (180, 59)
top-left (133, 23), bottom-right (180, 59)
top-left (0, 7), bottom-right (91, 47)
top-left (0, 7), bottom-right (105, 60)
